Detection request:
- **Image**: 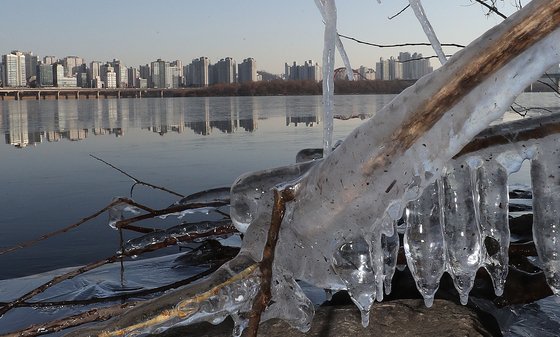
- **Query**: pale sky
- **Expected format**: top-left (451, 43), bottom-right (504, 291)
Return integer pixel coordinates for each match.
top-left (1, 1), bottom-right (521, 74)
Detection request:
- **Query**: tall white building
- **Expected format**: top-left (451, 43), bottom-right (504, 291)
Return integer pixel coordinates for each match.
top-left (284, 60), bottom-right (321, 81)
top-left (186, 57), bottom-right (210, 87)
top-left (238, 58), bottom-right (257, 83)
top-left (63, 56), bottom-right (84, 77)
top-left (375, 57), bottom-right (403, 80)
top-left (398, 52), bottom-right (433, 80)
top-left (213, 57), bottom-right (236, 84)
top-left (150, 59), bottom-right (171, 88)
top-left (43, 56), bottom-right (56, 65)
top-left (2, 52), bottom-right (26, 87)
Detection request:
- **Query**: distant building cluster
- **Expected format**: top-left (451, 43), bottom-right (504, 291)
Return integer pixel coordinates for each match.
top-left (0, 49), bottom-right (437, 88)
top-left (375, 52), bottom-right (433, 80)
top-left (0, 51), bottom-right (260, 89)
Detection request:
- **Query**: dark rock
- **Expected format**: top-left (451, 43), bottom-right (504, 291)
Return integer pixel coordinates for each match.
top-left (155, 299), bottom-right (495, 337)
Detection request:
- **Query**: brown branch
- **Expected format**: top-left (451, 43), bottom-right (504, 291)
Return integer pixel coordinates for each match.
top-left (89, 154), bottom-right (185, 198)
top-left (1, 302), bottom-right (137, 337)
top-left (338, 33), bottom-right (465, 49)
top-left (246, 187), bottom-right (295, 337)
top-left (0, 198), bottom-right (156, 256)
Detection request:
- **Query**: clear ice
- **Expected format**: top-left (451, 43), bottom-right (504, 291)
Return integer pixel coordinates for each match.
top-left (408, 0), bottom-right (447, 65)
top-left (404, 181), bottom-right (446, 307)
top-left (531, 135), bottom-right (560, 294)
top-left (441, 162), bottom-right (482, 305)
top-left (68, 1), bottom-right (560, 335)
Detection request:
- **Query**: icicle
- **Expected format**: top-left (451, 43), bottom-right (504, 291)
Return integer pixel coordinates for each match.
top-left (441, 162), bottom-right (482, 305)
top-left (531, 136), bottom-right (560, 295)
top-left (332, 238), bottom-right (375, 327)
top-left (316, 0), bottom-right (337, 156)
top-left (230, 313), bottom-right (248, 337)
top-left (408, 0), bottom-right (447, 65)
top-left (262, 271), bottom-right (315, 332)
top-left (381, 220), bottom-right (399, 295)
top-left (473, 157), bottom-right (510, 296)
top-left (404, 181), bottom-right (446, 307)
top-left (314, 0), bottom-right (354, 80)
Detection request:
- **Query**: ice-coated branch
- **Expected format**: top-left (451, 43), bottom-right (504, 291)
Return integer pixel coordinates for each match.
top-left (64, 1), bottom-right (560, 335)
top-left (408, 0), bottom-right (447, 65)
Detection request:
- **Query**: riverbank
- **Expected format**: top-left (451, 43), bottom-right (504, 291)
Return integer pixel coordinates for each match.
top-left (0, 80), bottom-right (415, 101)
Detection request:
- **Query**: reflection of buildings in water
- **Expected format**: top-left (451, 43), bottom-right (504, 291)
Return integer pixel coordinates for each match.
top-left (186, 97), bottom-right (211, 135)
top-left (6, 102), bottom-right (30, 148)
top-left (238, 97), bottom-right (258, 132)
top-left (285, 97), bottom-right (321, 127)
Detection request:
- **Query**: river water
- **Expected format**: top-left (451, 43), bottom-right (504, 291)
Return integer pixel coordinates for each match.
top-left (0, 93), bottom-right (559, 335)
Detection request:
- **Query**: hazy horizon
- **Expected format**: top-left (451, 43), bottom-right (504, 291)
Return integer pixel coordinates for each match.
top-left (2, 1), bottom-right (518, 73)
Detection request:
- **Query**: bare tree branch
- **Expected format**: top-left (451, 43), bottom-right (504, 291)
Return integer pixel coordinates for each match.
top-left (338, 33), bottom-right (465, 49)
top-left (246, 188), bottom-right (295, 337)
top-left (1, 303), bottom-right (137, 337)
top-left (90, 154), bottom-right (185, 198)
top-left (473, 0), bottom-right (508, 19)
top-left (388, 4), bottom-right (410, 20)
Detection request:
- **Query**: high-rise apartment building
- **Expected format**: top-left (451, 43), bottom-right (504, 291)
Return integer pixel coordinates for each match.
top-left (284, 60), bottom-right (321, 81)
top-left (127, 67), bottom-right (138, 88)
top-left (100, 63), bottom-right (117, 88)
top-left (111, 59), bottom-right (128, 88)
top-left (43, 56), bottom-right (56, 65)
top-left (89, 61), bottom-right (102, 88)
top-left (63, 56), bottom-right (84, 77)
top-left (185, 57), bottom-right (210, 87)
top-left (2, 52), bottom-right (26, 87)
top-left (150, 59), bottom-right (171, 88)
top-left (375, 57), bottom-right (402, 80)
top-left (238, 58), bottom-right (257, 83)
top-left (212, 57), bottom-right (236, 84)
top-left (37, 63), bottom-right (54, 87)
top-left (53, 63), bottom-right (64, 86)
top-left (397, 52), bottom-right (433, 80)
top-left (24, 52), bottom-right (38, 80)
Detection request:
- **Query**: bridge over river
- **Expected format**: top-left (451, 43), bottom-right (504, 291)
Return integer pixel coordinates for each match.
top-left (0, 87), bottom-right (201, 100)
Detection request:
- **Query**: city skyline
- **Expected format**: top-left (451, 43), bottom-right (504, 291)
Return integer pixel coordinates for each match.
top-left (1, 1), bottom-right (518, 74)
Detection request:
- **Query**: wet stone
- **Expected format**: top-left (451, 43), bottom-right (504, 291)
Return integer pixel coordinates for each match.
top-left (153, 299), bottom-right (495, 337)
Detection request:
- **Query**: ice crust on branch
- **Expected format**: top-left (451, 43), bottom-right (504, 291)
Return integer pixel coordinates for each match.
top-left (67, 1), bottom-right (560, 336)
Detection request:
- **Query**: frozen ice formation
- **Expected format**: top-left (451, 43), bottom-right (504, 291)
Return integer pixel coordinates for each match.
top-left (531, 136), bottom-right (560, 295)
top-left (408, 0), bottom-right (447, 65)
top-left (67, 1), bottom-right (560, 336)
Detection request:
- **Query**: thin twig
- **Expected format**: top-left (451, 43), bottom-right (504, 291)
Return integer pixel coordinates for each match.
top-left (388, 4), bottom-right (410, 20)
top-left (398, 55), bottom-right (453, 62)
top-left (0, 221), bottom-right (238, 317)
top-left (0, 256), bottom-right (119, 316)
top-left (246, 187), bottom-right (295, 337)
top-left (1, 302), bottom-right (137, 337)
top-left (338, 33), bottom-right (465, 48)
top-left (89, 154), bottom-right (185, 198)
top-left (473, 0), bottom-right (508, 19)
top-left (0, 198), bottom-right (156, 256)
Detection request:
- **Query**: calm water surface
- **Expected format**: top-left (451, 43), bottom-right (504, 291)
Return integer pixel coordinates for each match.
top-left (0, 94), bottom-right (393, 279)
top-left (0, 93), bottom-right (558, 280)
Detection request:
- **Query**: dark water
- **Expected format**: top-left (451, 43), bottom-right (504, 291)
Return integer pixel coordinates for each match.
top-left (0, 95), bottom-right (394, 279)
top-left (1, 93), bottom-right (560, 335)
